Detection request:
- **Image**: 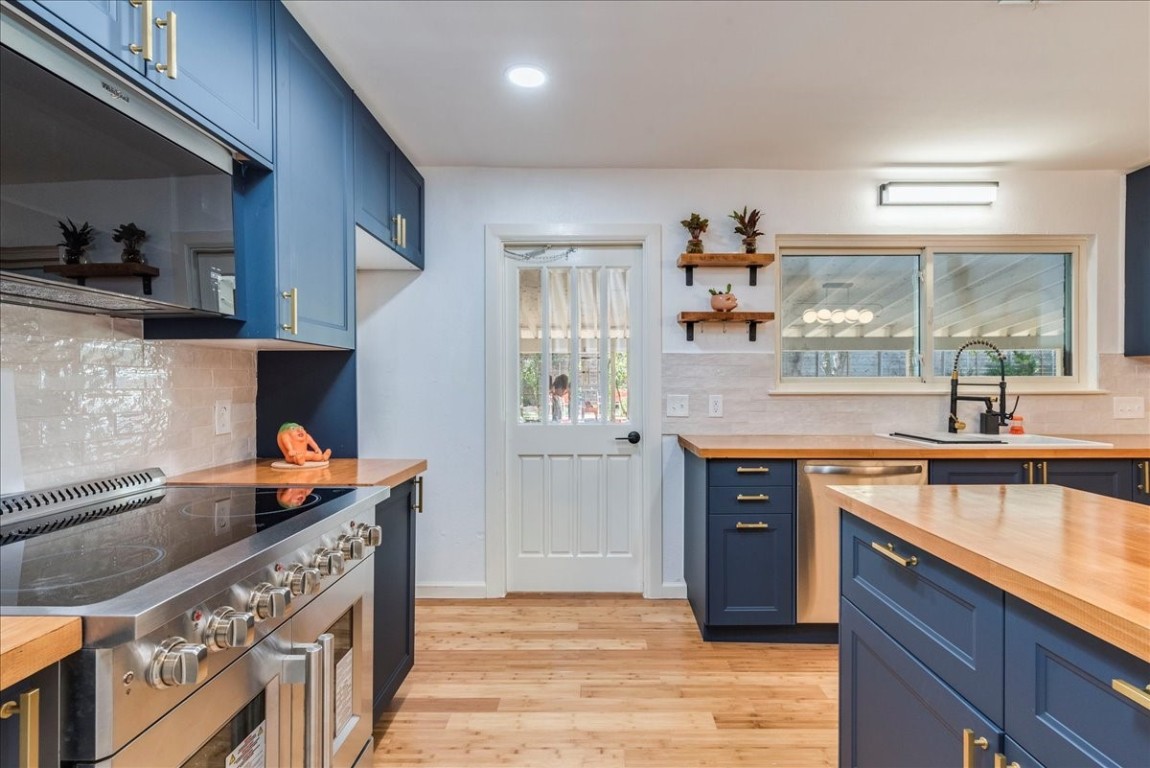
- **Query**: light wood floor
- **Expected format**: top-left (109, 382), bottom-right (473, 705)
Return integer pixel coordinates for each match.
top-left (371, 596), bottom-right (838, 767)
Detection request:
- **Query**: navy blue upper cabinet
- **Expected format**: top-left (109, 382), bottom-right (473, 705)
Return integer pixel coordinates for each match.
top-left (272, 1), bottom-right (354, 348)
top-left (17, 0), bottom-right (273, 164)
top-left (353, 98), bottom-right (424, 269)
top-left (1126, 165), bottom-right (1150, 356)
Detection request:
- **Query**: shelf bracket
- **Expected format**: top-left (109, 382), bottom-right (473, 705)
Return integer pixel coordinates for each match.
top-left (748, 265), bottom-right (759, 286)
top-left (684, 266), bottom-right (694, 286)
top-left (747, 321), bottom-right (759, 341)
top-left (684, 320), bottom-right (696, 341)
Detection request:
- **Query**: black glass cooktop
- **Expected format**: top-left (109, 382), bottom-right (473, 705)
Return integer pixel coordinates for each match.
top-left (0, 485), bottom-right (354, 607)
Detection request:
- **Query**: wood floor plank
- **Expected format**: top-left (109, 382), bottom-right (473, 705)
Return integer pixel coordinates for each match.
top-left (372, 597), bottom-right (837, 767)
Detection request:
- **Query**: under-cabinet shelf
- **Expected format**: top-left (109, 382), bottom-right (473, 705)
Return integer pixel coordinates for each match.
top-left (678, 311), bottom-right (775, 341)
top-left (43, 263), bottom-right (160, 295)
top-left (676, 253), bottom-right (775, 286)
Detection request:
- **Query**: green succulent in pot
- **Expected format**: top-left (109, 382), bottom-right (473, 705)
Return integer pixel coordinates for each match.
top-left (57, 219), bottom-right (95, 264)
top-left (112, 222), bottom-right (148, 263)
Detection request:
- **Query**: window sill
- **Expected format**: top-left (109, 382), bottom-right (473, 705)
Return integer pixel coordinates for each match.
top-left (770, 381), bottom-right (1110, 397)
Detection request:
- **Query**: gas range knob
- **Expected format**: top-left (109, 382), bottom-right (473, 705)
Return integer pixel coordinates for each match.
top-left (312, 548), bottom-right (345, 577)
top-left (281, 564), bottom-right (322, 596)
top-left (205, 607), bottom-right (256, 651)
top-left (354, 523), bottom-right (383, 547)
top-left (248, 583), bottom-right (292, 621)
top-left (147, 637), bottom-right (208, 689)
top-left (337, 533), bottom-right (366, 560)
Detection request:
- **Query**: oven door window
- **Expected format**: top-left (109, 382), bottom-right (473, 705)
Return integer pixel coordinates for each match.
top-left (182, 694), bottom-right (266, 768)
top-left (328, 608), bottom-right (355, 738)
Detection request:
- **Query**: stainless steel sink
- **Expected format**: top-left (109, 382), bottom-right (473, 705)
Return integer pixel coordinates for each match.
top-left (879, 432), bottom-right (1112, 448)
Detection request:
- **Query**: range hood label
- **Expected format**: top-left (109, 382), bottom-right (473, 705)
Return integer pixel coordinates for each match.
top-left (227, 720), bottom-right (266, 768)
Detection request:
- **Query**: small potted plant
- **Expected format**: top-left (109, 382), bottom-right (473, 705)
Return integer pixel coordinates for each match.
top-left (112, 222), bottom-right (148, 263)
top-left (729, 206), bottom-right (764, 253)
top-left (57, 219), bottom-right (95, 264)
top-left (680, 212), bottom-right (709, 254)
top-left (708, 284), bottom-right (738, 312)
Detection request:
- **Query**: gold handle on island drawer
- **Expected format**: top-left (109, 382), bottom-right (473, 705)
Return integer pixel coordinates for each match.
top-left (871, 541), bottom-right (918, 567)
top-left (154, 10), bottom-right (177, 79)
top-left (735, 522), bottom-right (769, 530)
top-left (994, 753), bottom-right (1021, 768)
top-left (0, 688), bottom-right (41, 768)
top-left (128, 0), bottom-right (153, 59)
top-left (736, 494), bottom-right (769, 502)
top-left (1112, 679), bottom-right (1150, 711)
top-left (735, 466), bottom-right (770, 474)
top-left (962, 728), bottom-right (989, 768)
top-left (1037, 461), bottom-right (1047, 484)
top-left (281, 288), bottom-right (298, 335)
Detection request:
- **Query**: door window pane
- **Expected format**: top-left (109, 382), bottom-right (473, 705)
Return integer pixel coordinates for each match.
top-left (517, 268), bottom-right (542, 423)
top-left (606, 267), bottom-right (630, 422)
top-left (548, 268), bottom-right (572, 424)
top-left (576, 267), bottom-right (601, 423)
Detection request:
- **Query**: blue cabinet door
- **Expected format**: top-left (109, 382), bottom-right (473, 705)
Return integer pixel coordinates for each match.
top-left (929, 459), bottom-right (1028, 485)
top-left (18, 0), bottom-right (142, 73)
top-left (1042, 459), bottom-right (1133, 500)
top-left (1004, 595), bottom-right (1150, 768)
top-left (272, 2), bottom-right (354, 348)
top-left (148, 0), bottom-right (273, 163)
top-left (392, 148), bottom-right (424, 269)
top-left (840, 598), bottom-right (1002, 768)
top-left (706, 513), bottom-right (794, 625)
top-left (354, 99), bottom-right (396, 247)
top-left (373, 478), bottom-right (417, 723)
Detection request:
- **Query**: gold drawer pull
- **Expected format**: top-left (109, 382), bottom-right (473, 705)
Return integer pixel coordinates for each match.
top-left (736, 494), bottom-right (769, 502)
top-left (1112, 679), bottom-right (1150, 711)
top-left (994, 755), bottom-right (1021, 768)
top-left (735, 522), bottom-right (769, 530)
top-left (1139, 461), bottom-right (1149, 494)
top-left (281, 288), bottom-right (298, 335)
top-left (0, 688), bottom-right (40, 768)
top-left (736, 466), bottom-right (770, 474)
top-left (871, 541), bottom-right (918, 568)
top-left (962, 728), bottom-right (989, 768)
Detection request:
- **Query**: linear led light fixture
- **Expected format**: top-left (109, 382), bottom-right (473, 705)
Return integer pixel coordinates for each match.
top-left (879, 181), bottom-right (999, 206)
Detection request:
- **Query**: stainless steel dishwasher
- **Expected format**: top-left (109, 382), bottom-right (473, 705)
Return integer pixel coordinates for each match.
top-left (797, 459), bottom-right (927, 623)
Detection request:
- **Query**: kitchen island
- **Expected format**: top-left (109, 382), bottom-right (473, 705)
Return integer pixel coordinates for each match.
top-left (830, 484), bottom-right (1149, 767)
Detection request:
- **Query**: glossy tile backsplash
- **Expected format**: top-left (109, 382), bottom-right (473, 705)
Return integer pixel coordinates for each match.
top-left (0, 305), bottom-right (256, 490)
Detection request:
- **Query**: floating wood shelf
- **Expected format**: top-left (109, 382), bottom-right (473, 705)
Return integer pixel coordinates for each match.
top-left (676, 253), bottom-right (775, 286)
top-left (43, 263), bottom-right (160, 295)
top-left (678, 311), bottom-right (775, 341)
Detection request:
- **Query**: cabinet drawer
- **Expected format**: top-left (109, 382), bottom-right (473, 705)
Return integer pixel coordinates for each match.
top-left (708, 459), bottom-right (794, 487)
top-left (1004, 595), bottom-right (1150, 768)
top-left (707, 486), bottom-right (794, 516)
top-left (841, 513), bottom-right (1005, 725)
top-left (706, 513), bottom-right (794, 626)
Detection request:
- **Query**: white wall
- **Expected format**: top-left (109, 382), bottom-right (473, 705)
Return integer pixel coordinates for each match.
top-left (356, 167), bottom-right (1137, 592)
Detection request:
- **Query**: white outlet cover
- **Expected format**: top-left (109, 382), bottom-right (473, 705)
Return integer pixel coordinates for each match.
top-left (708, 395), bottom-right (723, 417)
top-left (214, 400), bottom-right (232, 435)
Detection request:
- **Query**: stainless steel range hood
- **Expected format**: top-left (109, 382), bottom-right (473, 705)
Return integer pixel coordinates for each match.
top-left (0, 272), bottom-right (226, 318)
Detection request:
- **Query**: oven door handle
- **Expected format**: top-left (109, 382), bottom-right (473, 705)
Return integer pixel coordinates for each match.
top-left (283, 642), bottom-right (323, 768)
top-left (318, 633), bottom-right (335, 768)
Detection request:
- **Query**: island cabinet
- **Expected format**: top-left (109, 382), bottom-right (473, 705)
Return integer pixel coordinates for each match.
top-left (0, 664), bottom-right (61, 767)
top-left (354, 99), bottom-right (425, 270)
top-left (928, 458), bottom-right (1135, 500)
top-left (840, 512), bottom-right (1149, 768)
top-left (16, 0), bottom-right (275, 164)
top-left (684, 456), bottom-right (798, 640)
top-left (372, 477), bottom-right (418, 723)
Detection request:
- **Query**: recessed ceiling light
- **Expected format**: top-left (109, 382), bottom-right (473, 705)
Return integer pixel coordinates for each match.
top-left (506, 65), bottom-right (547, 88)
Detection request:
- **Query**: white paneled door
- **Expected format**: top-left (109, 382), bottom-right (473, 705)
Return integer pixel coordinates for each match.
top-left (506, 245), bottom-right (644, 592)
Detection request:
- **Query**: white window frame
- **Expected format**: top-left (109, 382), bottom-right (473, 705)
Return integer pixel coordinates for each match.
top-left (773, 234), bottom-right (1095, 395)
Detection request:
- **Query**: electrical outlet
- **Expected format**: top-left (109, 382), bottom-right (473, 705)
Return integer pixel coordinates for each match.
top-left (708, 394), bottom-right (723, 418)
top-left (1113, 396), bottom-right (1146, 420)
top-left (214, 400), bottom-right (232, 435)
top-left (666, 394), bottom-right (689, 417)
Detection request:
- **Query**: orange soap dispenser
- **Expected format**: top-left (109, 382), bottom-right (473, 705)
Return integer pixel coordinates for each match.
top-left (1009, 415), bottom-right (1025, 435)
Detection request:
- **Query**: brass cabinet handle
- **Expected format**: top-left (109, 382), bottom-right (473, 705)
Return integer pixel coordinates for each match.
top-left (128, 0), bottom-right (153, 60)
top-left (735, 466), bottom-right (770, 474)
top-left (1112, 679), bottom-right (1150, 711)
top-left (736, 494), bottom-right (769, 502)
top-left (393, 214), bottom-right (401, 245)
top-left (0, 688), bottom-right (40, 768)
top-left (414, 476), bottom-right (424, 514)
top-left (281, 288), bottom-right (298, 335)
top-left (962, 728), bottom-right (989, 768)
top-left (1037, 460), bottom-right (1047, 484)
top-left (1023, 461), bottom-right (1034, 484)
top-left (154, 10), bottom-right (177, 78)
top-left (871, 541), bottom-right (918, 568)
top-left (1139, 461), bottom-right (1149, 494)
top-left (735, 521), bottom-right (769, 530)
top-left (400, 215), bottom-right (408, 249)
top-left (994, 754), bottom-right (1021, 768)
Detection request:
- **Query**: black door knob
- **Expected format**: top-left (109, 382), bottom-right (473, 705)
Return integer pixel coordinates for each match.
top-left (615, 431), bottom-right (641, 444)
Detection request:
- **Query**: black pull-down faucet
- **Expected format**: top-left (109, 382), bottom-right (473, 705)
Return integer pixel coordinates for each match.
top-left (948, 339), bottom-right (1020, 434)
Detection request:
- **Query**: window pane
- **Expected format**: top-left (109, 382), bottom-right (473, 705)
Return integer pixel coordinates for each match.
top-left (576, 267), bottom-right (601, 423)
top-left (933, 253), bottom-right (1071, 377)
top-left (517, 268), bottom-right (542, 423)
top-left (606, 267), bottom-right (630, 423)
top-left (780, 255), bottom-right (920, 379)
top-left (548, 268), bottom-right (572, 423)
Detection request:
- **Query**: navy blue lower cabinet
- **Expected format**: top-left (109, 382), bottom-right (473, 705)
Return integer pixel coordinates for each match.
top-left (1004, 736), bottom-right (1045, 768)
top-left (1004, 595), bottom-right (1150, 768)
top-left (706, 514), bottom-right (794, 626)
top-left (929, 459), bottom-right (1028, 485)
top-left (929, 459), bottom-right (1134, 500)
top-left (373, 478), bottom-right (418, 723)
top-left (840, 598), bottom-right (1003, 768)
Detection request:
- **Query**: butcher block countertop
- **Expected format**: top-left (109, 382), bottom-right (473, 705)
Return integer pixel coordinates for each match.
top-left (170, 458), bottom-right (427, 488)
top-left (0, 617), bottom-right (81, 689)
top-left (678, 433), bottom-right (1150, 459)
top-left (828, 484), bottom-right (1150, 663)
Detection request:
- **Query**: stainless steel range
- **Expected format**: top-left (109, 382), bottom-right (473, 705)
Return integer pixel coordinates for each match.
top-left (0, 469), bottom-right (387, 767)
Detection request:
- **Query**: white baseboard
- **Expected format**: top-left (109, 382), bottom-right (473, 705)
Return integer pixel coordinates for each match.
top-left (645, 581), bottom-right (687, 599)
top-left (415, 582), bottom-right (489, 598)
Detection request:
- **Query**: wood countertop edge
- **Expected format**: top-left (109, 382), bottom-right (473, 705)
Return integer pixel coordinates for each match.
top-left (170, 458), bottom-right (427, 488)
top-left (828, 489), bottom-right (1150, 663)
top-left (677, 434), bottom-right (1150, 459)
top-left (0, 616), bottom-right (82, 690)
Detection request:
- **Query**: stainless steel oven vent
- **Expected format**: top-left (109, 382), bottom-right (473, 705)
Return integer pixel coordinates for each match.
top-left (0, 468), bottom-right (166, 537)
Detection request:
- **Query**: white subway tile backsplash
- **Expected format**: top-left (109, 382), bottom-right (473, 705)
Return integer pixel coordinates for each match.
top-left (1, 305), bottom-right (257, 489)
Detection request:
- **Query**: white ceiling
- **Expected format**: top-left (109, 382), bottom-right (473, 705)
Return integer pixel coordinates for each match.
top-left (285, 0), bottom-right (1150, 172)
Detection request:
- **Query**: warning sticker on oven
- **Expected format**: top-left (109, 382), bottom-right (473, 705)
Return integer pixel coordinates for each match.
top-left (227, 720), bottom-right (266, 768)
top-left (335, 650), bottom-right (354, 732)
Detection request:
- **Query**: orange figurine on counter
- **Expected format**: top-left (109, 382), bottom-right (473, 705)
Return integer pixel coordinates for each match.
top-left (276, 422), bottom-right (332, 466)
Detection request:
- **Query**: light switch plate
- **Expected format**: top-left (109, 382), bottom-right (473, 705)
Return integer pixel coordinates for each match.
top-left (1113, 396), bottom-right (1145, 420)
top-left (666, 394), bottom-right (689, 417)
top-left (214, 400), bottom-right (232, 435)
